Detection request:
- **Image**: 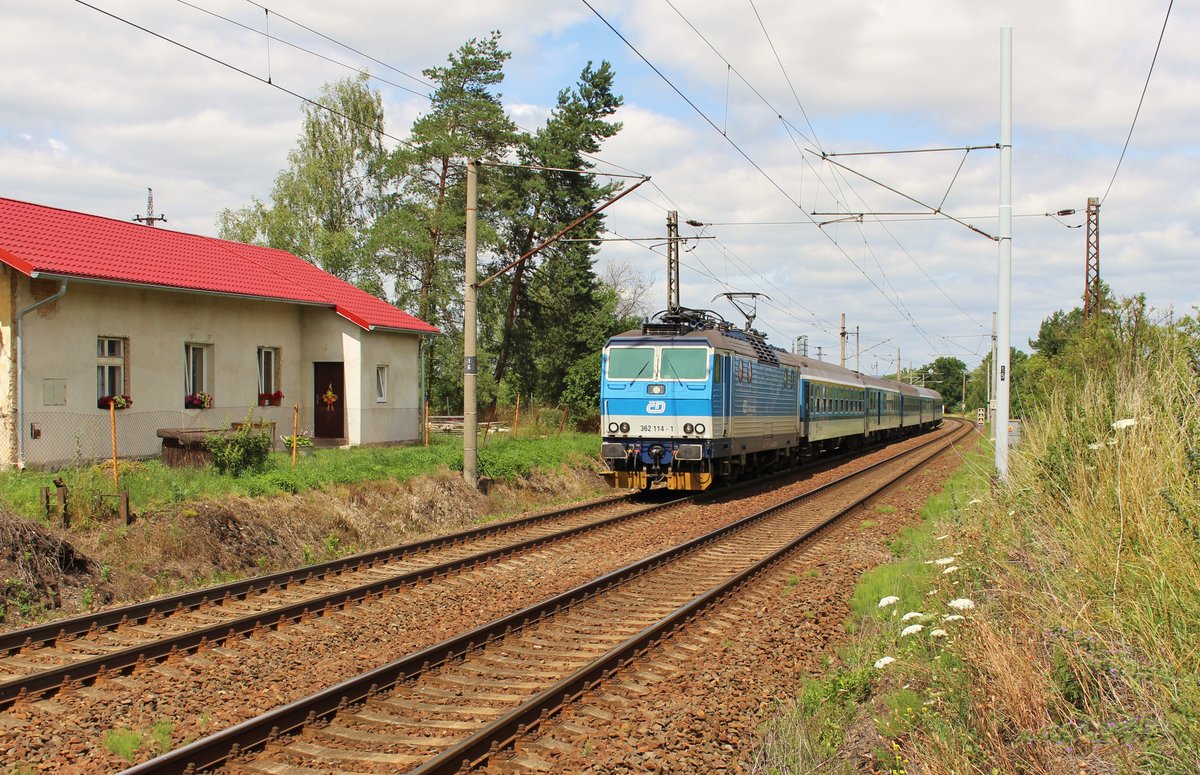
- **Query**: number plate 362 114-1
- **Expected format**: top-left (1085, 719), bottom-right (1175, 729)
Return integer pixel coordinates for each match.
top-left (639, 424), bottom-right (669, 433)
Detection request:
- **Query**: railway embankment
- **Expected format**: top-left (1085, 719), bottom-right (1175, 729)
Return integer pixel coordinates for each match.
top-left (756, 346), bottom-right (1199, 774)
top-left (0, 433), bottom-right (607, 629)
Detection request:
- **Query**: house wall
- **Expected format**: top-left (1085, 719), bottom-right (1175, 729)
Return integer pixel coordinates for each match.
top-left (359, 330), bottom-right (422, 445)
top-left (1, 275), bottom-right (426, 469)
top-left (0, 267), bottom-right (16, 467)
top-left (8, 277), bottom-right (305, 468)
top-left (298, 308), bottom-right (423, 446)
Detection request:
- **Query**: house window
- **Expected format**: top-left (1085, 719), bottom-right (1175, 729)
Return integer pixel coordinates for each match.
top-left (97, 336), bottom-right (127, 399)
top-left (258, 347), bottom-right (279, 395)
top-left (184, 343), bottom-right (211, 396)
top-left (375, 365), bottom-right (389, 403)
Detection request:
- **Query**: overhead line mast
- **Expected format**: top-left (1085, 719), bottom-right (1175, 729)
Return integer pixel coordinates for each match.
top-left (132, 188), bottom-right (166, 227)
top-left (1084, 197), bottom-right (1101, 319)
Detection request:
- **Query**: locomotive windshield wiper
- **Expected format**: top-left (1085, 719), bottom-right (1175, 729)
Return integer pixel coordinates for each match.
top-left (626, 360), bottom-right (651, 385)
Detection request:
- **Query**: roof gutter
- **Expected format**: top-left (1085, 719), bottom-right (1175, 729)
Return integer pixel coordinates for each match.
top-left (15, 279), bottom-right (68, 469)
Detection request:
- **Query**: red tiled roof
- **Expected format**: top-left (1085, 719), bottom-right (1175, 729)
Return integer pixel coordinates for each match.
top-left (0, 197), bottom-right (439, 334)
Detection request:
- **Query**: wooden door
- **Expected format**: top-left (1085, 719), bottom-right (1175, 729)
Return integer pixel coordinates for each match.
top-left (313, 362), bottom-right (345, 439)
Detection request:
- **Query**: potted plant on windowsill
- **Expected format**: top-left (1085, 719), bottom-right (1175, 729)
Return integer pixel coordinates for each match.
top-left (259, 390), bottom-right (284, 407)
top-left (185, 392), bottom-right (213, 409)
top-left (98, 394), bottom-right (132, 410)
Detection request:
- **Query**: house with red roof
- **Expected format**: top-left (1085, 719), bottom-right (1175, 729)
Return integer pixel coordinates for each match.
top-left (0, 197), bottom-right (438, 469)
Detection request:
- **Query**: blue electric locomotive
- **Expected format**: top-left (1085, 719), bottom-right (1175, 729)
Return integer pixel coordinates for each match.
top-left (599, 308), bottom-right (943, 490)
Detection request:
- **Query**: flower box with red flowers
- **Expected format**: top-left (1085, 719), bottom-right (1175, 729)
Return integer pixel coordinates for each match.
top-left (258, 390), bottom-right (284, 407)
top-left (98, 394), bottom-right (132, 410)
top-left (184, 392), bottom-right (213, 409)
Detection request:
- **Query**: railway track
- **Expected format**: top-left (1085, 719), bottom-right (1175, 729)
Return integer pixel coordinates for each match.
top-left (121, 419), bottom-right (970, 774)
top-left (0, 426), bottom-right (948, 714)
top-left (0, 491), bottom-right (677, 709)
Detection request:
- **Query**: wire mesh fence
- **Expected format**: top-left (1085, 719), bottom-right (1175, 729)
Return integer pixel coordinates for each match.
top-left (20, 401), bottom-right (570, 468)
top-left (23, 404), bottom-right (311, 469)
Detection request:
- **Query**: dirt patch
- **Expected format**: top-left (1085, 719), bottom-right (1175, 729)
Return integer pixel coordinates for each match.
top-left (0, 466), bottom-right (609, 631)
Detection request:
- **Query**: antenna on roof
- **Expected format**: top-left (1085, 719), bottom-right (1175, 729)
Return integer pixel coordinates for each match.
top-left (133, 188), bottom-right (167, 227)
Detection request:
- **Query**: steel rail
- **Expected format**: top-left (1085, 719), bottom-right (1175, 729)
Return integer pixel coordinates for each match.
top-left (0, 492), bottom-right (642, 657)
top-left (120, 420), bottom-right (966, 774)
top-left (419, 420), bottom-right (972, 773)
top-left (0, 493), bottom-right (691, 709)
top-left (0, 422), bottom-right (938, 657)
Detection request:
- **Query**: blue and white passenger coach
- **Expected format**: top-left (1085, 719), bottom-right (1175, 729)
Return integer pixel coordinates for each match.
top-left (599, 309), bottom-right (942, 490)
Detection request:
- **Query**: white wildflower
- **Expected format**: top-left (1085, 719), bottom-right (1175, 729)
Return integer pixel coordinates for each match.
top-left (1087, 442), bottom-right (1105, 450)
top-left (934, 557), bottom-right (955, 566)
top-left (942, 566), bottom-right (959, 575)
top-left (901, 612), bottom-right (924, 622)
top-left (874, 656), bottom-right (896, 669)
top-left (943, 614), bottom-right (965, 622)
top-left (967, 498), bottom-right (981, 507)
top-left (948, 598), bottom-right (976, 611)
top-left (901, 624), bottom-right (924, 637)
top-left (878, 595), bottom-right (900, 608)
top-left (1111, 418), bottom-right (1136, 431)
top-left (930, 628), bottom-right (948, 638)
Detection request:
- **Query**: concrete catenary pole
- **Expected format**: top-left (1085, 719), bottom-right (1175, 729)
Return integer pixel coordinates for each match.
top-left (463, 160), bottom-right (479, 487)
top-left (839, 313), bottom-right (846, 367)
top-left (996, 28), bottom-right (1013, 480)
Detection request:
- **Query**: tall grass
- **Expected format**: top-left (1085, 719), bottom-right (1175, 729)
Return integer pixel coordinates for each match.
top-left (988, 333), bottom-right (1200, 769)
top-left (752, 326), bottom-right (1200, 772)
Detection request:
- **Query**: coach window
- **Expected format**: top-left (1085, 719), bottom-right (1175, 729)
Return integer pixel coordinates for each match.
top-left (608, 347), bottom-right (655, 380)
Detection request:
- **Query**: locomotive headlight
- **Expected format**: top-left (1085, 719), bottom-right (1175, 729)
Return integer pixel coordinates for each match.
top-left (696, 423), bottom-right (705, 434)
top-left (683, 423), bottom-right (695, 434)
top-left (607, 422), bottom-right (619, 433)
top-left (647, 384), bottom-right (666, 395)
top-left (619, 422), bottom-right (630, 433)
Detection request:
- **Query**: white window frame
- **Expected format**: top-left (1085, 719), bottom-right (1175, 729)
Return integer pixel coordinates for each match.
top-left (258, 347), bottom-right (279, 395)
top-left (97, 336), bottom-right (127, 399)
top-left (375, 365), bottom-right (389, 403)
top-left (184, 343), bottom-right (210, 396)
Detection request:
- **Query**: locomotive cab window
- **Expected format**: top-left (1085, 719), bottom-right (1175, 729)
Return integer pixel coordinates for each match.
top-left (660, 348), bottom-right (708, 380)
top-left (607, 347), bottom-right (655, 380)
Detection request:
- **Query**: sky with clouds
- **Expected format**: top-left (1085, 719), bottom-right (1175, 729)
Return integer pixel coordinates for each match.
top-left (2, 0), bottom-right (1194, 376)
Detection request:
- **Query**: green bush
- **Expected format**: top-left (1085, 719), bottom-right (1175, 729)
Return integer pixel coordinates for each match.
top-left (205, 421), bottom-right (272, 477)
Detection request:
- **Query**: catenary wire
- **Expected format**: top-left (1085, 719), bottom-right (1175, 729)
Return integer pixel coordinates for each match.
top-left (1100, 0), bottom-right (1173, 206)
top-left (583, 0), bottom-right (943, 345)
top-left (173, 0), bottom-right (429, 97)
top-left (653, 0), bottom-right (980, 353)
top-left (243, 0), bottom-right (433, 91)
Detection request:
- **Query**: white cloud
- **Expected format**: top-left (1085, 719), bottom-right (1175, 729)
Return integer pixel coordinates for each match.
top-left (1, 0), bottom-right (1195, 367)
